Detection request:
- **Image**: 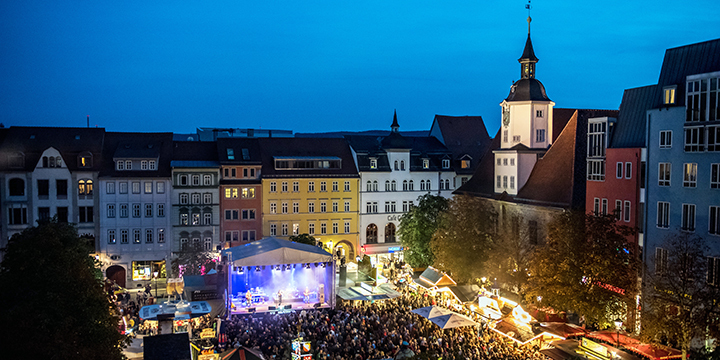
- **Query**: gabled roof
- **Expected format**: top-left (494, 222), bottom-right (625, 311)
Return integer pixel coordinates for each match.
top-left (216, 138), bottom-right (262, 164)
top-left (611, 85), bottom-right (657, 148)
top-left (172, 141), bottom-right (219, 168)
top-left (222, 237), bottom-right (333, 266)
top-left (453, 129), bottom-right (501, 197)
top-left (429, 115), bottom-right (491, 174)
top-left (654, 38), bottom-right (720, 108)
top-left (257, 137), bottom-right (359, 178)
top-left (100, 132), bottom-right (174, 177)
top-left (0, 126), bottom-right (105, 171)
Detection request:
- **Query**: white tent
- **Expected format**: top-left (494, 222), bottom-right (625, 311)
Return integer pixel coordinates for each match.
top-left (222, 237), bottom-right (333, 266)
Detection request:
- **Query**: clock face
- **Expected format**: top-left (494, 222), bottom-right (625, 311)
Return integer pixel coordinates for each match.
top-left (502, 106), bottom-right (510, 126)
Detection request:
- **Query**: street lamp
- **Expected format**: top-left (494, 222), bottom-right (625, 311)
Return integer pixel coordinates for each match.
top-left (613, 318), bottom-right (623, 348)
top-left (153, 271), bottom-right (159, 298)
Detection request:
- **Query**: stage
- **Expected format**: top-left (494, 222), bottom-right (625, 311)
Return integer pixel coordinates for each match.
top-left (230, 297), bottom-right (331, 315)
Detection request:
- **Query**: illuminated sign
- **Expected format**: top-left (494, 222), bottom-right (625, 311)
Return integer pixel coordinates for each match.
top-left (388, 246), bottom-right (403, 252)
top-left (580, 337), bottom-right (609, 359)
top-left (387, 215), bottom-right (398, 221)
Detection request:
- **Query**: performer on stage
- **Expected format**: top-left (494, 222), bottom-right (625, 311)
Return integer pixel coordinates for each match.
top-left (245, 290), bottom-right (252, 306)
top-left (277, 290), bottom-right (283, 306)
top-left (303, 287), bottom-right (310, 303)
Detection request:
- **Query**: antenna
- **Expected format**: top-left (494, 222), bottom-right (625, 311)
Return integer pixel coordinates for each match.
top-left (525, 0), bottom-right (532, 34)
top-left (87, 115), bottom-right (90, 128)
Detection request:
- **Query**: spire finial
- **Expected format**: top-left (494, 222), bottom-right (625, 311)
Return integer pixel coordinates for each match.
top-left (525, 1), bottom-right (532, 34)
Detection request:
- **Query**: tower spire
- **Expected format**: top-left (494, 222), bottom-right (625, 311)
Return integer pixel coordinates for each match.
top-left (391, 109), bottom-right (399, 133)
top-left (519, 0), bottom-right (538, 79)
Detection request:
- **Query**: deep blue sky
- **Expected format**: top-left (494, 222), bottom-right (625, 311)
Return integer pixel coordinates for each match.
top-left (2, 1), bottom-right (719, 135)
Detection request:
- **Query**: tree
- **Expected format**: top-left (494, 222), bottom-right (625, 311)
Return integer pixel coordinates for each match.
top-left (431, 195), bottom-right (497, 284)
top-left (640, 232), bottom-right (720, 358)
top-left (0, 219), bottom-right (130, 359)
top-left (485, 215), bottom-right (533, 297)
top-left (172, 242), bottom-right (216, 277)
top-left (524, 211), bottom-right (639, 327)
top-left (289, 233), bottom-right (317, 247)
top-left (397, 194), bottom-right (448, 268)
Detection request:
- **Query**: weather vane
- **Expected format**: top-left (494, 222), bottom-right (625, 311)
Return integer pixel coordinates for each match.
top-left (525, 0), bottom-right (532, 34)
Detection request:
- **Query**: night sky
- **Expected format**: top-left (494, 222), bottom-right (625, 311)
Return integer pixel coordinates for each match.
top-left (2, 1), bottom-right (718, 135)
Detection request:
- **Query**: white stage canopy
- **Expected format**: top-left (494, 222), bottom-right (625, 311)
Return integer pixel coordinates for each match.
top-left (222, 237), bottom-right (333, 267)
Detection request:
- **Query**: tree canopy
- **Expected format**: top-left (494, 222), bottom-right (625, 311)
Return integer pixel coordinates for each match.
top-left (397, 194), bottom-right (448, 268)
top-left (0, 219), bottom-right (129, 359)
top-left (431, 195), bottom-right (497, 284)
top-left (290, 233), bottom-right (317, 247)
top-left (640, 232), bottom-right (720, 358)
top-left (524, 211), bottom-right (639, 327)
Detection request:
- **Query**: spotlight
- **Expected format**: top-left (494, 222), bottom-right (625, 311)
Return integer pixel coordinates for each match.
top-left (233, 266), bottom-right (239, 272)
top-left (305, 263), bottom-right (310, 269)
top-left (292, 264), bottom-right (296, 269)
top-left (276, 265), bottom-right (281, 271)
top-left (322, 262), bottom-right (326, 268)
top-left (256, 266), bottom-right (261, 272)
top-left (239, 267), bottom-right (244, 274)
top-left (314, 263), bottom-right (319, 267)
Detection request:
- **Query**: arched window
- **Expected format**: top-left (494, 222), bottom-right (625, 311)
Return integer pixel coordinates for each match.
top-left (78, 179), bottom-right (93, 196)
top-left (420, 180), bottom-right (425, 191)
top-left (409, 180), bottom-right (414, 190)
top-left (440, 181), bottom-right (445, 190)
top-left (391, 180), bottom-right (396, 191)
top-left (394, 160), bottom-right (399, 170)
top-left (49, 157), bottom-right (56, 168)
top-left (366, 181), bottom-right (372, 192)
top-left (385, 180), bottom-right (390, 191)
top-left (426, 180), bottom-right (431, 190)
top-left (385, 223), bottom-right (396, 243)
top-left (366, 224), bottom-right (378, 244)
top-left (373, 180), bottom-right (378, 191)
top-left (400, 160), bottom-right (405, 170)
top-left (9, 178), bottom-right (25, 196)
top-left (403, 180), bottom-right (408, 191)
top-left (56, 157), bottom-right (62, 167)
top-left (42, 156), bottom-right (49, 167)
top-left (445, 179), bottom-right (450, 189)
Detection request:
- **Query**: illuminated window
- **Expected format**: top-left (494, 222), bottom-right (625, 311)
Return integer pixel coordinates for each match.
top-left (659, 163), bottom-right (671, 186)
top-left (423, 159), bottom-right (429, 169)
top-left (442, 159), bottom-right (450, 169)
top-left (242, 187), bottom-right (255, 198)
top-left (461, 160), bottom-right (470, 169)
top-left (683, 163), bottom-right (697, 188)
top-left (370, 158), bottom-right (377, 169)
top-left (663, 86), bottom-right (676, 105)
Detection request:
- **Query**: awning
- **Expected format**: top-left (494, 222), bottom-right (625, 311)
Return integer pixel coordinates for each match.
top-left (222, 237), bottom-right (332, 266)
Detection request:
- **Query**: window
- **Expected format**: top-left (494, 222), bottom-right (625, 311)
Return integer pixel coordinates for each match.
top-left (615, 200), bottom-right (622, 220)
top-left (119, 182), bottom-right (127, 194)
top-left (121, 230), bottom-right (128, 244)
top-left (369, 158), bottom-right (378, 169)
top-left (503, 158), bottom-right (508, 166)
top-left (242, 230), bottom-right (256, 242)
top-left (391, 180), bottom-right (396, 191)
top-left (120, 204), bottom-right (128, 218)
top-left (204, 212), bottom-right (212, 225)
top-left (423, 159), bottom-right (429, 169)
top-left (141, 160), bottom-right (148, 170)
top-left (158, 229), bottom-right (165, 243)
top-left (536, 110), bottom-right (543, 117)
top-left (270, 202), bottom-right (277, 214)
top-left (683, 163), bottom-right (697, 188)
top-left (145, 182), bottom-right (152, 194)
top-left (149, 160), bottom-right (156, 170)
top-left (625, 163), bottom-right (632, 179)
top-left (308, 202), bottom-right (315, 213)
top-left (372, 181), bottom-right (378, 191)
top-left (536, 129), bottom-right (545, 142)
top-left (270, 224), bottom-right (277, 236)
top-left (308, 223), bottom-right (315, 235)
top-left (133, 229), bottom-right (141, 244)
top-left (107, 204), bottom-right (116, 218)
top-left (243, 168), bottom-right (248, 177)
top-left (180, 238), bottom-right (188, 251)
top-left (712, 164), bottom-right (720, 189)
top-left (657, 202), bottom-right (670, 228)
top-left (602, 199), bottom-right (608, 215)
top-left (270, 182), bottom-right (277, 192)
top-left (587, 159), bottom-right (605, 181)
top-left (281, 181), bottom-right (288, 192)
top-left (663, 86), bottom-right (676, 105)
top-left (281, 223), bottom-right (288, 236)
top-left (385, 223), bottom-right (396, 242)
top-left (293, 202), bottom-right (299, 213)
top-left (106, 182), bottom-right (115, 194)
top-left (132, 204), bottom-right (141, 218)
top-left (332, 222), bottom-right (338, 234)
top-left (203, 193), bottom-right (212, 204)
top-left (242, 188), bottom-right (255, 198)
top-left (496, 176), bottom-right (501, 189)
top-left (132, 182), bottom-right (140, 194)
top-left (157, 204), bottom-right (165, 217)
top-left (513, 135), bottom-right (521, 142)
top-left (116, 160), bottom-right (124, 170)
top-left (332, 181), bottom-right (338, 192)
top-left (442, 159), bottom-right (450, 169)
top-left (502, 176), bottom-right (508, 189)
top-left (400, 160), bottom-right (405, 170)
top-left (528, 220), bottom-right (538, 245)
top-left (320, 201), bottom-right (327, 213)
top-left (385, 180), bottom-right (391, 191)
top-left (709, 257), bottom-right (720, 287)
top-left (624, 201), bottom-right (631, 222)
top-left (408, 180), bottom-right (414, 190)
top-left (108, 230), bottom-right (116, 244)
top-left (146, 229), bottom-right (153, 243)
top-left (227, 148), bottom-right (234, 160)
top-left (8, 205), bottom-right (28, 225)
top-left (282, 202), bottom-right (288, 214)
top-left (344, 200), bottom-right (350, 212)
top-left (143, 203), bottom-right (152, 217)
top-left (192, 193), bottom-right (201, 204)
top-left (332, 201), bottom-right (338, 212)
top-left (192, 212), bottom-right (200, 225)
top-left (320, 222), bottom-right (326, 235)
top-left (684, 127), bottom-right (704, 152)
top-left (709, 126), bottom-right (720, 151)
top-left (344, 221), bottom-right (350, 234)
top-left (366, 224), bottom-right (378, 244)
top-left (503, 130), bottom-right (508, 143)
top-left (658, 163), bottom-right (671, 186)
top-left (655, 247), bottom-right (668, 275)
top-left (510, 158), bottom-right (515, 166)
top-left (682, 204), bottom-right (696, 231)
top-left (225, 209), bottom-right (239, 220)
top-left (36, 179), bottom-right (49, 198)
top-left (320, 181), bottom-right (327, 192)
top-left (594, 198), bottom-right (600, 215)
top-left (204, 238), bottom-right (212, 251)
top-left (125, 160), bottom-right (132, 170)
top-left (384, 201), bottom-right (391, 213)
top-left (709, 206), bottom-right (720, 235)
top-left (403, 201), bottom-right (409, 212)
top-left (509, 176), bottom-right (515, 189)
top-left (191, 175), bottom-right (200, 186)
top-left (394, 160), bottom-right (398, 170)
top-left (181, 213), bottom-right (189, 225)
top-left (308, 182), bottom-right (315, 192)
top-left (587, 120), bottom-right (607, 157)
top-left (403, 180), bottom-right (408, 191)
top-left (616, 162), bottom-right (623, 179)
top-left (660, 130), bottom-right (672, 148)
top-left (78, 179), bottom-right (93, 197)
top-left (179, 175), bottom-right (188, 186)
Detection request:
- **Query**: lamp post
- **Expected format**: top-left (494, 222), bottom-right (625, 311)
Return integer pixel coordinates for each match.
top-left (153, 271), bottom-right (159, 298)
top-left (613, 318), bottom-right (623, 348)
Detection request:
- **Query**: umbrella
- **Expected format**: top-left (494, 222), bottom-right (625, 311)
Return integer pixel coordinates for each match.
top-left (428, 313), bottom-right (479, 329)
top-left (411, 305), bottom-right (454, 319)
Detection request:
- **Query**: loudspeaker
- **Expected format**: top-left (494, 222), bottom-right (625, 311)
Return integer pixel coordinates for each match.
top-left (313, 303), bottom-right (322, 308)
top-left (268, 306), bottom-right (276, 311)
top-left (247, 307), bottom-right (256, 313)
top-left (284, 304), bottom-right (292, 309)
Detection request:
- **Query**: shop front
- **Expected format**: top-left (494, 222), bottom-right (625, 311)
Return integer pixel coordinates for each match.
top-left (360, 243), bottom-right (405, 265)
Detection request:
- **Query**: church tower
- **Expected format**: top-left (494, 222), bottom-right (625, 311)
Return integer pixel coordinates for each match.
top-left (494, 15), bottom-right (555, 195)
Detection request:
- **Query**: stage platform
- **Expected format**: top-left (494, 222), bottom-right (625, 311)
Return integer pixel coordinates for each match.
top-left (231, 298), bottom-right (330, 315)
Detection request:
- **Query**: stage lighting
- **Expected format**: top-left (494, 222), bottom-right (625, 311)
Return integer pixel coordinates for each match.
top-left (314, 263), bottom-right (319, 267)
top-left (305, 263), bottom-right (310, 269)
top-left (233, 266), bottom-right (239, 272)
top-left (256, 266), bottom-right (261, 272)
top-left (276, 265), bottom-right (281, 271)
top-left (322, 262), bottom-right (326, 268)
top-left (239, 267), bottom-right (244, 274)
top-left (292, 264), bottom-right (296, 269)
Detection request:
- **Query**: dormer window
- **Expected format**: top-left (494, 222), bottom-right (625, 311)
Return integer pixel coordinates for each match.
top-left (394, 160), bottom-right (398, 170)
top-left (423, 159), bottom-right (429, 169)
top-left (400, 160), bottom-right (405, 171)
top-left (663, 86), bottom-right (676, 105)
top-left (125, 160), bottom-right (132, 170)
top-left (227, 148), bottom-right (235, 160)
top-left (141, 160), bottom-right (148, 170)
top-left (442, 159), bottom-right (450, 169)
top-left (461, 160), bottom-right (470, 169)
top-left (370, 158), bottom-right (377, 169)
top-left (78, 152), bottom-right (92, 168)
top-left (149, 160), bottom-right (156, 170)
top-left (9, 152), bottom-right (24, 169)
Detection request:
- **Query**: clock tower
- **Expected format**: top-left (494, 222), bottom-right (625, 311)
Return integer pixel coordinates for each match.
top-left (494, 16), bottom-right (555, 195)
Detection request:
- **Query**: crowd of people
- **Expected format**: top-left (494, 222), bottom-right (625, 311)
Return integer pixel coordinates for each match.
top-left (222, 287), bottom-right (550, 360)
